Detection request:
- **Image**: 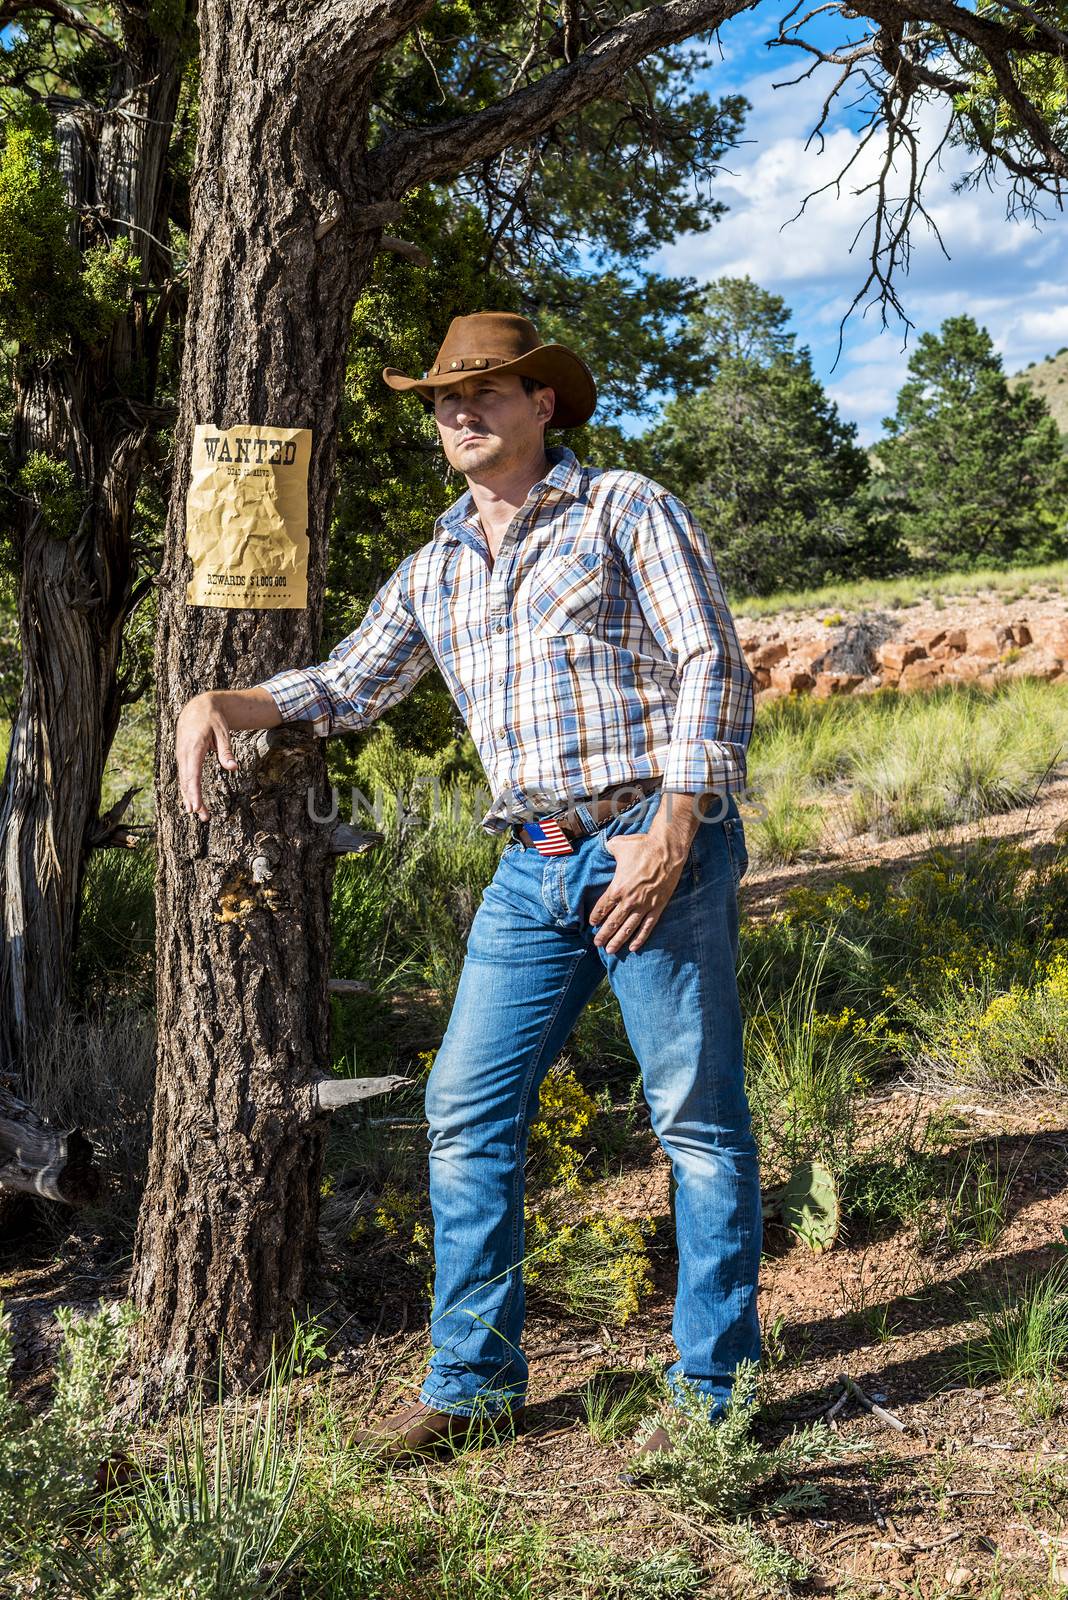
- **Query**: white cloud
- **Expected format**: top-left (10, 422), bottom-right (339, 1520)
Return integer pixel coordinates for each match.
top-left (649, 52), bottom-right (1068, 442)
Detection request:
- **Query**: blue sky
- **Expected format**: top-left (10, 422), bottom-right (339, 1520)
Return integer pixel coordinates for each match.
top-left (650, 17), bottom-right (1068, 442)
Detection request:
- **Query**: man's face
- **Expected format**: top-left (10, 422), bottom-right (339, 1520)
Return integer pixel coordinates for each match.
top-left (433, 373), bottom-right (556, 477)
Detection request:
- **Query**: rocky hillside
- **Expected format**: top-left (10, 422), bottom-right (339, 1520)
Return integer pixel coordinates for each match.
top-left (739, 589), bottom-right (1068, 706)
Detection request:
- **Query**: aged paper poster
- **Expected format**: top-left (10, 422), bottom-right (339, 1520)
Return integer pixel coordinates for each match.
top-left (185, 425), bottom-right (311, 609)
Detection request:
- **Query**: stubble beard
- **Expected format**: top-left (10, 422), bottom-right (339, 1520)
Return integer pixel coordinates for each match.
top-left (450, 433), bottom-right (510, 476)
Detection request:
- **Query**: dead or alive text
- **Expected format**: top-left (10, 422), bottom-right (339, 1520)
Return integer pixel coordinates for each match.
top-left (204, 572), bottom-right (290, 588)
top-left (202, 436), bottom-right (299, 465)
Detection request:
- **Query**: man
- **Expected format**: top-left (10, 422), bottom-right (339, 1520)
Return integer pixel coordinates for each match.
top-left (176, 312), bottom-right (761, 1463)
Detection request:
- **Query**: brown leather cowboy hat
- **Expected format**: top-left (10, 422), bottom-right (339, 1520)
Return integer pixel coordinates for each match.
top-left (382, 312), bottom-right (596, 429)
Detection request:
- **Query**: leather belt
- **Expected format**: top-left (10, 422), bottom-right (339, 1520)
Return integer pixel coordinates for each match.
top-left (512, 776), bottom-right (664, 849)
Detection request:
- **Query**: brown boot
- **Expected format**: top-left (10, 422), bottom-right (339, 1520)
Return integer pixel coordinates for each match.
top-left (350, 1399), bottom-right (526, 1462)
top-left (621, 1417), bottom-right (676, 1486)
top-left (633, 1421), bottom-right (673, 1457)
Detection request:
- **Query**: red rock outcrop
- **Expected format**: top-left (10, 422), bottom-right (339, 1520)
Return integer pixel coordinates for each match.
top-left (738, 588), bottom-right (1068, 706)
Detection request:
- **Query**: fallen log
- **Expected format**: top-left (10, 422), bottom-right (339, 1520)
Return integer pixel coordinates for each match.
top-left (0, 1085), bottom-right (101, 1204)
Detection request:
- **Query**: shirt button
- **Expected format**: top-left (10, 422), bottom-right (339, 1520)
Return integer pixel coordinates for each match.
top-left (494, 622), bottom-right (505, 633)
top-left (497, 674), bottom-right (506, 685)
top-left (497, 727), bottom-right (507, 739)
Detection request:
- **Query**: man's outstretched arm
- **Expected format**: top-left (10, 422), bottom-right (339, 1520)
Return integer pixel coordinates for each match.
top-left (177, 557), bottom-right (434, 821)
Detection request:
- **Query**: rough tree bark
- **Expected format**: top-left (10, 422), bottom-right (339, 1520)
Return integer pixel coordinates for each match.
top-left (0, 15), bottom-right (188, 1084)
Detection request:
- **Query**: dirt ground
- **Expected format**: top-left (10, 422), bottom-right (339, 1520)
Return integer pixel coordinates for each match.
top-left (292, 1078), bottom-right (1063, 1600)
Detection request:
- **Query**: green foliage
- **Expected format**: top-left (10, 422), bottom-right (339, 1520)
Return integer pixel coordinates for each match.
top-left (871, 315), bottom-right (1068, 571)
top-left (749, 784), bottom-right (824, 865)
top-left (746, 677), bottom-right (1068, 861)
top-left (712, 1520), bottom-right (811, 1590)
top-left (630, 1358), bottom-right (867, 1518)
top-left (325, 192), bottom-right (509, 753)
top-left (907, 943), bottom-right (1068, 1088)
top-left (16, 450), bottom-right (83, 540)
top-left (563, 1540), bottom-right (707, 1599)
top-left (0, 1298), bottom-right (137, 1580)
top-left (580, 1365), bottom-right (663, 1445)
top-left (951, 3), bottom-right (1068, 174)
top-left (0, 118), bottom-right (141, 354)
top-left (78, 236), bottom-right (142, 343)
top-left (527, 1059), bottom-right (602, 1190)
top-left (744, 930), bottom-right (899, 1181)
top-left (101, 1355), bottom-right (306, 1600)
top-left (71, 846), bottom-right (156, 1009)
top-left (939, 1145), bottom-right (1014, 1250)
top-left (372, 23), bottom-right (745, 296)
top-left (837, 1140), bottom-right (948, 1233)
top-left (147, 0), bottom-right (195, 42)
top-left (743, 832), bottom-right (1068, 1096)
top-left (732, 552), bottom-right (1068, 620)
top-left (0, 1298), bottom-right (313, 1599)
top-left (642, 277), bottom-right (909, 598)
top-left (0, 118), bottom-right (81, 348)
top-left (525, 1209), bottom-right (655, 1327)
top-left (296, 1467), bottom-right (552, 1600)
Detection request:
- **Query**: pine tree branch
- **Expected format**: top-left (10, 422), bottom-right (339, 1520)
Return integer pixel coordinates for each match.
top-left (368, 0), bottom-right (757, 196)
top-left (0, 0), bottom-right (118, 51)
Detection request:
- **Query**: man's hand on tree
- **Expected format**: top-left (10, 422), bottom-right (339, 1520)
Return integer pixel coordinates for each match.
top-left (176, 693), bottom-right (239, 821)
top-left (176, 687), bottom-right (283, 819)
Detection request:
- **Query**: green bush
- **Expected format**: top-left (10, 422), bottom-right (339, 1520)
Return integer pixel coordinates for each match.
top-left (630, 1358), bottom-right (867, 1518)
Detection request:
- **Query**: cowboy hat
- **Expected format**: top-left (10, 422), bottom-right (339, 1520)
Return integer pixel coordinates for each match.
top-left (382, 312), bottom-right (596, 429)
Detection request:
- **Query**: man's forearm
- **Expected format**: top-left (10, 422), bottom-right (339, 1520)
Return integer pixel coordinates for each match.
top-left (199, 687), bottom-right (284, 730)
top-left (645, 789), bottom-right (708, 864)
top-left (177, 688), bottom-right (284, 820)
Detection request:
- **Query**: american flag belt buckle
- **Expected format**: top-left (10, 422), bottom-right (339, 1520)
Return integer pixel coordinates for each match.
top-left (523, 814), bottom-right (575, 856)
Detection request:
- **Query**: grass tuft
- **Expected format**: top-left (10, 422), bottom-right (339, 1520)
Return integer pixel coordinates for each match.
top-left (953, 1259), bottom-right (1068, 1418)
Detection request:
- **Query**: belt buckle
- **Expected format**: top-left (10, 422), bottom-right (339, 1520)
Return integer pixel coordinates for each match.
top-left (525, 814), bottom-right (575, 856)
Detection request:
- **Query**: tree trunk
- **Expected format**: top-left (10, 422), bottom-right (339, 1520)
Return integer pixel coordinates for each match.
top-left (127, 13), bottom-right (390, 1400)
top-left (0, 27), bottom-right (187, 1087)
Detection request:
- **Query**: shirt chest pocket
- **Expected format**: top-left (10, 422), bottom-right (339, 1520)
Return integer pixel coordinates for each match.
top-left (523, 549), bottom-right (609, 638)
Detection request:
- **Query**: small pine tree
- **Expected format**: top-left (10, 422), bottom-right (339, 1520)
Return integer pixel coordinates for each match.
top-left (640, 277), bottom-right (909, 598)
top-left (871, 315), bottom-right (1068, 571)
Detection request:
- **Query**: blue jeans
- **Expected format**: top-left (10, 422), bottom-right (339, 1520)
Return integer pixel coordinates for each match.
top-left (419, 788), bottom-right (761, 1419)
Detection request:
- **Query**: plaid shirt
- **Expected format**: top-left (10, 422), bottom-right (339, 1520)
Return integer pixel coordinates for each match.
top-left (257, 446), bottom-right (755, 834)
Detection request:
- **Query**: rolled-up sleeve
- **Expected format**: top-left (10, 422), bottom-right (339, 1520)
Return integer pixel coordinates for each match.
top-left (619, 491), bottom-right (754, 794)
top-left (256, 560), bottom-right (435, 737)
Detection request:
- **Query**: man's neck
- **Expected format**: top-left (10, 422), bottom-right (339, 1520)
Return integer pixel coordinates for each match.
top-left (465, 445), bottom-right (553, 557)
